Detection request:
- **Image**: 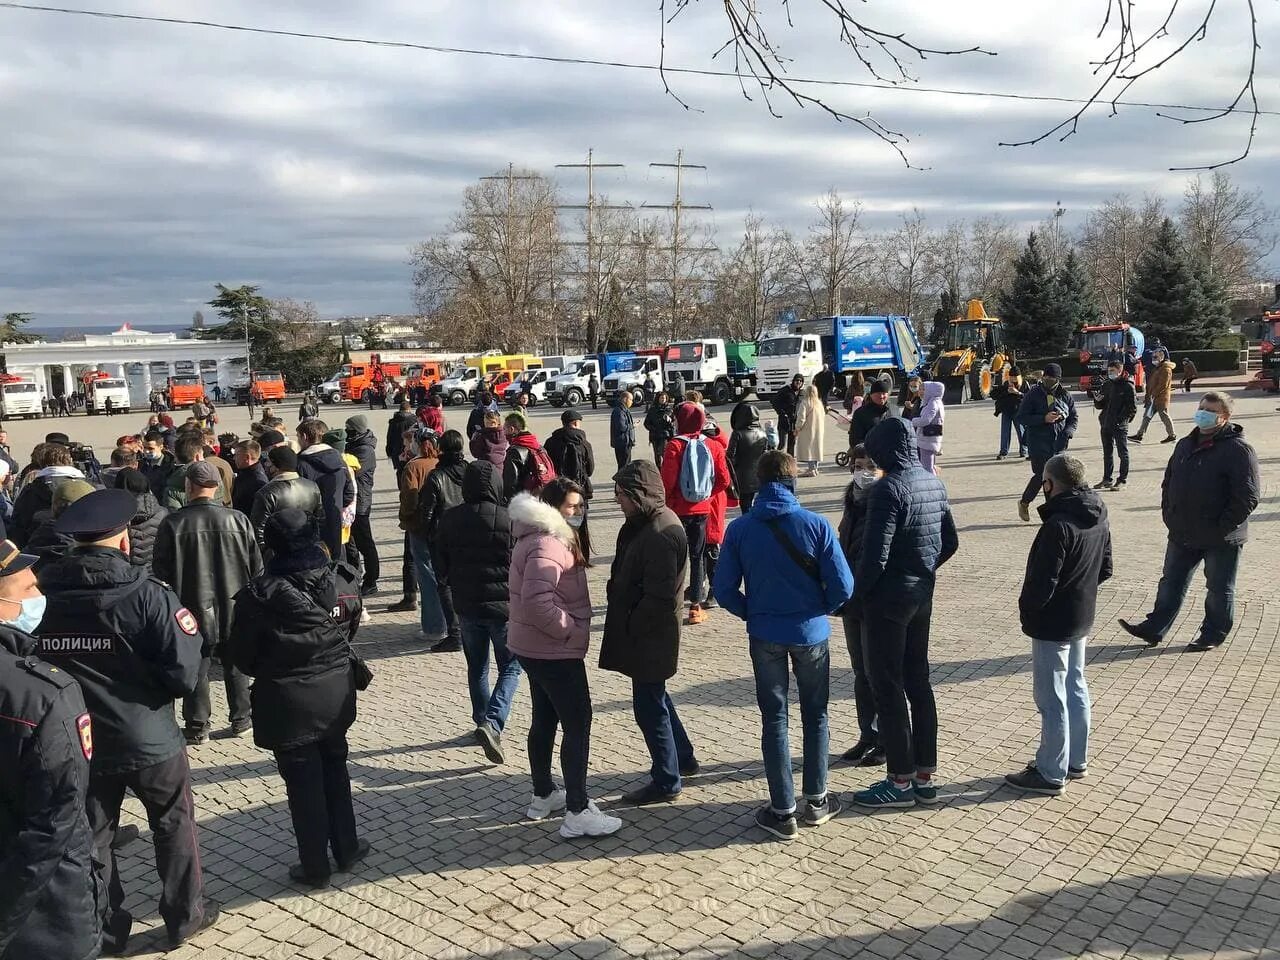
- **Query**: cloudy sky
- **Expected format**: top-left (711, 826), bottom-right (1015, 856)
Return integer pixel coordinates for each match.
top-left (1, 0), bottom-right (1276, 327)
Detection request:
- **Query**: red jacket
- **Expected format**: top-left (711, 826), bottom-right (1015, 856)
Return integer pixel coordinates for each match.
top-left (661, 403), bottom-right (731, 519)
top-left (705, 427), bottom-right (735, 544)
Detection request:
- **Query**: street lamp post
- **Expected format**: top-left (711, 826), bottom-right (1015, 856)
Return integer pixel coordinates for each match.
top-left (244, 302), bottom-right (255, 421)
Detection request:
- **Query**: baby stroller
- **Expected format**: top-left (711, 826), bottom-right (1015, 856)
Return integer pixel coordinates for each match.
top-left (827, 407), bottom-right (853, 468)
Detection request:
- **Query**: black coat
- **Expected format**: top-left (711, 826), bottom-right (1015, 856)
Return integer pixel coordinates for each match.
top-left (36, 546), bottom-right (203, 776)
top-left (227, 562), bottom-right (360, 752)
top-left (727, 403), bottom-right (771, 498)
top-left (152, 500), bottom-right (263, 654)
top-left (855, 418), bottom-right (959, 609)
top-left (126, 490), bottom-right (168, 568)
top-left (345, 428), bottom-right (377, 515)
top-left (849, 400), bottom-right (888, 446)
top-left (24, 516), bottom-right (74, 573)
top-left (231, 461), bottom-right (270, 516)
top-left (417, 452), bottom-right (466, 543)
top-left (385, 410), bottom-right (417, 461)
top-left (772, 385), bottom-right (801, 432)
top-left (298, 446), bottom-right (354, 558)
top-left (600, 463), bottom-right (688, 683)
top-left (610, 404), bottom-right (635, 450)
top-left (140, 451), bottom-right (176, 500)
top-left (1017, 383), bottom-right (1078, 460)
top-left (251, 473), bottom-right (323, 549)
top-left (1094, 377), bottom-right (1137, 431)
top-left (837, 481), bottom-right (871, 571)
top-left (1162, 423), bottom-right (1260, 549)
top-left (0, 625), bottom-right (101, 960)
top-left (545, 426), bottom-right (595, 497)
top-left (643, 403), bottom-right (675, 445)
top-left (991, 381), bottom-right (1025, 417)
top-left (11, 472), bottom-right (82, 548)
top-left (435, 461), bottom-right (512, 621)
top-left (1019, 488), bottom-right (1113, 642)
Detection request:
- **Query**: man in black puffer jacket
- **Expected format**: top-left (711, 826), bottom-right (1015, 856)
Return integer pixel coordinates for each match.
top-left (344, 415), bottom-right (379, 595)
top-left (1006, 454), bottom-right (1111, 796)
top-left (435, 460), bottom-right (520, 764)
top-left (851, 417), bottom-right (958, 811)
top-left (115, 468), bottom-right (168, 568)
top-left (416, 430), bottom-right (467, 652)
top-left (836, 444), bottom-right (882, 767)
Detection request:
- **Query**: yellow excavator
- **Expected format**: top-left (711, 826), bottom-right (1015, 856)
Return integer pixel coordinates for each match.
top-left (929, 299), bottom-right (1010, 405)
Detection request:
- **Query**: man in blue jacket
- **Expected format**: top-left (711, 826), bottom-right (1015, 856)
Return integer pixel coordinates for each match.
top-left (1015, 363), bottom-right (1078, 522)
top-left (850, 418), bottom-right (958, 810)
top-left (714, 451), bottom-right (854, 840)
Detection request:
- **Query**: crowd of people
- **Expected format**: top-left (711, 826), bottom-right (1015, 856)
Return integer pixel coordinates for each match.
top-left (0, 361), bottom-right (1262, 957)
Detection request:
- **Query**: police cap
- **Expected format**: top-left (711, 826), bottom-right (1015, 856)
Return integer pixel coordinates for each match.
top-left (54, 488), bottom-right (137, 542)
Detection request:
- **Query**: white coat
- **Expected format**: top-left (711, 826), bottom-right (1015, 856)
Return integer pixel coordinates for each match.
top-left (794, 388), bottom-right (825, 463)
top-left (911, 381), bottom-right (946, 454)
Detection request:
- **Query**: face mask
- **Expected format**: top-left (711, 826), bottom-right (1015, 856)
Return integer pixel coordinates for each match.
top-left (144, 451), bottom-right (161, 462)
top-left (566, 514), bottom-right (585, 529)
top-left (1193, 409), bottom-right (1221, 431)
top-left (2, 594), bottom-right (47, 634)
top-left (1106, 372), bottom-right (1120, 381)
top-left (852, 470), bottom-right (877, 489)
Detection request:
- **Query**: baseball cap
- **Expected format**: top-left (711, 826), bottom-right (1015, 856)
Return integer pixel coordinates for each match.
top-left (186, 461), bottom-right (220, 489)
top-left (561, 409), bottom-right (582, 426)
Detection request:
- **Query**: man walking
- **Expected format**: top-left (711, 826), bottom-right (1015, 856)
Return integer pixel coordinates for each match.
top-left (587, 373), bottom-right (600, 410)
top-left (714, 452), bottom-right (853, 839)
top-left (772, 374), bottom-right (803, 455)
top-left (37, 489), bottom-right (214, 953)
top-left (851, 419), bottom-right (958, 809)
top-left (1120, 392), bottom-right (1260, 651)
top-left (1015, 363), bottom-right (1077, 522)
top-left (610, 392), bottom-right (636, 470)
top-left (1006, 454), bottom-right (1112, 796)
top-left (153, 462), bottom-right (263, 744)
top-left (602, 460), bottom-right (699, 805)
top-left (1093, 358), bottom-right (1137, 491)
top-left (1129, 346), bottom-right (1178, 445)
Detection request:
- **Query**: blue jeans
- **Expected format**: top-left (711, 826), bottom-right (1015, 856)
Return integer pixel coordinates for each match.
top-left (459, 618), bottom-right (522, 731)
top-left (1145, 539), bottom-right (1243, 645)
top-left (999, 412), bottom-right (1026, 457)
top-left (1031, 638), bottom-right (1090, 784)
top-left (749, 639), bottom-right (830, 815)
top-left (631, 680), bottom-right (695, 794)
top-left (407, 536), bottom-right (447, 639)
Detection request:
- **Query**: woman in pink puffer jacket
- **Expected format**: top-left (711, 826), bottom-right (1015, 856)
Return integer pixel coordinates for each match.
top-left (507, 479), bottom-right (621, 839)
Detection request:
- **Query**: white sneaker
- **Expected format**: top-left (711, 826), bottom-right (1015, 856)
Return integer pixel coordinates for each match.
top-left (359, 607), bottom-right (372, 624)
top-left (526, 789), bottom-right (567, 821)
top-left (559, 800), bottom-right (622, 838)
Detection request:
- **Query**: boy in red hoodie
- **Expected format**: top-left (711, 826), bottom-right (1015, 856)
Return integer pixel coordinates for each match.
top-left (661, 403), bottom-right (732, 625)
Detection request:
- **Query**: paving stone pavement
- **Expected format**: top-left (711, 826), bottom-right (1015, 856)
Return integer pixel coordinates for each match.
top-left (9, 382), bottom-right (1279, 958)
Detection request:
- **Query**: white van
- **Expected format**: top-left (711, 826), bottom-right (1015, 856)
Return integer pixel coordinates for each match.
top-left (1, 378), bottom-right (43, 419)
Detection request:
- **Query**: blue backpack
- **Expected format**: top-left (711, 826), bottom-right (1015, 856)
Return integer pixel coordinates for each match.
top-left (677, 435), bottom-right (715, 503)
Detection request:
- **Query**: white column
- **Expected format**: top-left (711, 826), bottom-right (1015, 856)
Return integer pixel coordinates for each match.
top-left (60, 365), bottom-right (73, 397)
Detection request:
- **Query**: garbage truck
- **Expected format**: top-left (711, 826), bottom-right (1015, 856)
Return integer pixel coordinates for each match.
top-left (757, 316), bottom-right (924, 396)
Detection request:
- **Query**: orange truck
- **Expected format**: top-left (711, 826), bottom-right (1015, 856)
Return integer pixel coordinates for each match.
top-left (402, 361), bottom-right (445, 393)
top-left (168, 375), bottom-right (205, 408)
top-left (339, 359), bottom-right (405, 402)
top-left (235, 370), bottom-right (286, 404)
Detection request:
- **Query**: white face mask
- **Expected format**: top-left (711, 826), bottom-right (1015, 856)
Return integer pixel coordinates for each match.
top-left (852, 470), bottom-right (877, 489)
top-left (566, 514), bottom-right (585, 529)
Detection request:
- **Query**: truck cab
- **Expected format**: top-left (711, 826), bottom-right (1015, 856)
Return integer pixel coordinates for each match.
top-left (437, 366), bottom-right (482, 405)
top-left (340, 360), bottom-right (405, 403)
top-left (502, 367), bottom-right (562, 406)
top-left (664, 339), bottom-right (758, 405)
top-left (83, 371), bottom-right (132, 415)
top-left (168, 375), bottom-right (204, 408)
top-left (756, 334), bottom-right (824, 396)
top-left (1075, 323), bottom-right (1146, 396)
top-left (235, 370), bottom-right (286, 404)
top-left (547, 353), bottom-right (631, 407)
top-left (0, 375), bottom-right (43, 419)
top-left (603, 352), bottom-right (663, 406)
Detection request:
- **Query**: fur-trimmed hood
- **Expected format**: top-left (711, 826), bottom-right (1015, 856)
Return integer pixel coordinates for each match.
top-left (509, 492), bottom-right (574, 547)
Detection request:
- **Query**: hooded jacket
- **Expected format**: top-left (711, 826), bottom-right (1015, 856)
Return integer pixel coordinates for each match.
top-left (600, 461), bottom-right (688, 682)
top-left (469, 425), bottom-right (509, 469)
top-left (1147, 359), bottom-right (1176, 409)
top-left (545, 425), bottom-right (596, 497)
top-left (1019, 487), bottom-right (1113, 642)
top-left (1094, 375), bottom-right (1137, 430)
top-left (910, 381), bottom-right (946, 454)
top-left (505, 493), bottom-right (592, 660)
top-left (251, 472), bottom-right (323, 549)
top-left (227, 561), bottom-right (360, 751)
top-left (436, 461), bottom-right (512, 622)
top-left (385, 409), bottom-right (418, 464)
top-left (344, 420), bottom-right (377, 515)
top-left (160, 461), bottom-right (228, 511)
top-left (399, 451), bottom-right (439, 538)
top-left (1161, 422), bottom-right (1260, 548)
top-left (714, 481), bottom-right (854, 646)
top-left (1016, 382), bottom-right (1078, 460)
top-left (298, 444), bottom-right (355, 557)
top-left (855, 418), bottom-right (959, 608)
top-left (0, 624), bottom-right (102, 960)
top-left (126, 489), bottom-right (168, 568)
top-left (727, 403), bottom-right (771, 499)
top-left (36, 546), bottom-right (202, 775)
top-left (152, 499), bottom-right (263, 654)
top-left (660, 404), bottom-right (732, 518)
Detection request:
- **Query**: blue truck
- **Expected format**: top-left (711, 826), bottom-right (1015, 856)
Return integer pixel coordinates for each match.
top-left (546, 351), bottom-right (636, 407)
top-left (757, 315), bottom-right (926, 395)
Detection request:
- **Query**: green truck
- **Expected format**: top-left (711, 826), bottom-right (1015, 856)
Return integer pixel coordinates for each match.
top-left (662, 338), bottom-right (758, 404)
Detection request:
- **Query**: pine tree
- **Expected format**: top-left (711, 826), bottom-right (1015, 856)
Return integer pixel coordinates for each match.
top-left (1127, 218), bottom-right (1210, 350)
top-left (998, 233), bottom-right (1066, 358)
top-left (1190, 260), bottom-right (1231, 347)
top-left (1054, 249), bottom-right (1101, 334)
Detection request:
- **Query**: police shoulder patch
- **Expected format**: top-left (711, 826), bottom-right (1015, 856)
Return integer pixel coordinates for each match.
top-left (76, 713), bottom-right (93, 760)
top-left (175, 608), bottom-right (199, 635)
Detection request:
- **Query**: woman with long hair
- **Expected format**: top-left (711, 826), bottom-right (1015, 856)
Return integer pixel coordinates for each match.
top-left (505, 478), bottom-right (620, 838)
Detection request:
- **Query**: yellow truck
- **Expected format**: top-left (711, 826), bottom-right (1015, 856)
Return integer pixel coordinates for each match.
top-left (929, 299), bottom-right (1011, 405)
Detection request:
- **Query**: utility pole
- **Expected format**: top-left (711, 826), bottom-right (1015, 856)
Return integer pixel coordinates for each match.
top-left (243, 301), bottom-right (255, 421)
top-left (557, 149), bottom-right (628, 351)
top-left (643, 149), bottom-right (715, 342)
top-left (1051, 200), bottom-right (1066, 273)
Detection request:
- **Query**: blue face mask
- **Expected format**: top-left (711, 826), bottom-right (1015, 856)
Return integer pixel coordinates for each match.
top-left (2, 594), bottom-right (46, 634)
top-left (1193, 409), bottom-right (1221, 431)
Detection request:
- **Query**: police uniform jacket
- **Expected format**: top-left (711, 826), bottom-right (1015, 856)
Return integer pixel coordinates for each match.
top-left (36, 546), bottom-right (203, 776)
top-left (0, 623), bottom-right (102, 960)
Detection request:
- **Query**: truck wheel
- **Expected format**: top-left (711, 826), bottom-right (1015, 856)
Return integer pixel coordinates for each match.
top-left (550, 396), bottom-right (563, 407)
top-left (631, 387), bottom-right (645, 407)
top-left (969, 367), bottom-right (991, 401)
top-left (449, 390), bottom-right (467, 406)
top-left (565, 388), bottom-right (583, 406)
top-left (711, 379), bottom-right (733, 405)
top-left (942, 376), bottom-right (966, 405)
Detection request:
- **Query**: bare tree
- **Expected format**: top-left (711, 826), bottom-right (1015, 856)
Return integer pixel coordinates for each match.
top-left (410, 169), bottom-right (561, 353)
top-left (708, 213), bottom-right (792, 341)
top-left (878, 209), bottom-right (934, 327)
top-left (648, 212), bottom-right (719, 343)
top-left (1078, 193), bottom-right (1166, 321)
top-left (784, 189), bottom-right (871, 318)
top-left (1179, 171), bottom-right (1278, 294)
top-left (928, 221), bottom-right (968, 301)
top-left (965, 216), bottom-right (1019, 304)
top-left (564, 201), bottom-right (644, 351)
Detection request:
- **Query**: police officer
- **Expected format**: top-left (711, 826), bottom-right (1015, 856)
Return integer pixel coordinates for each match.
top-left (0, 540), bottom-right (102, 960)
top-left (36, 489), bottom-right (217, 953)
